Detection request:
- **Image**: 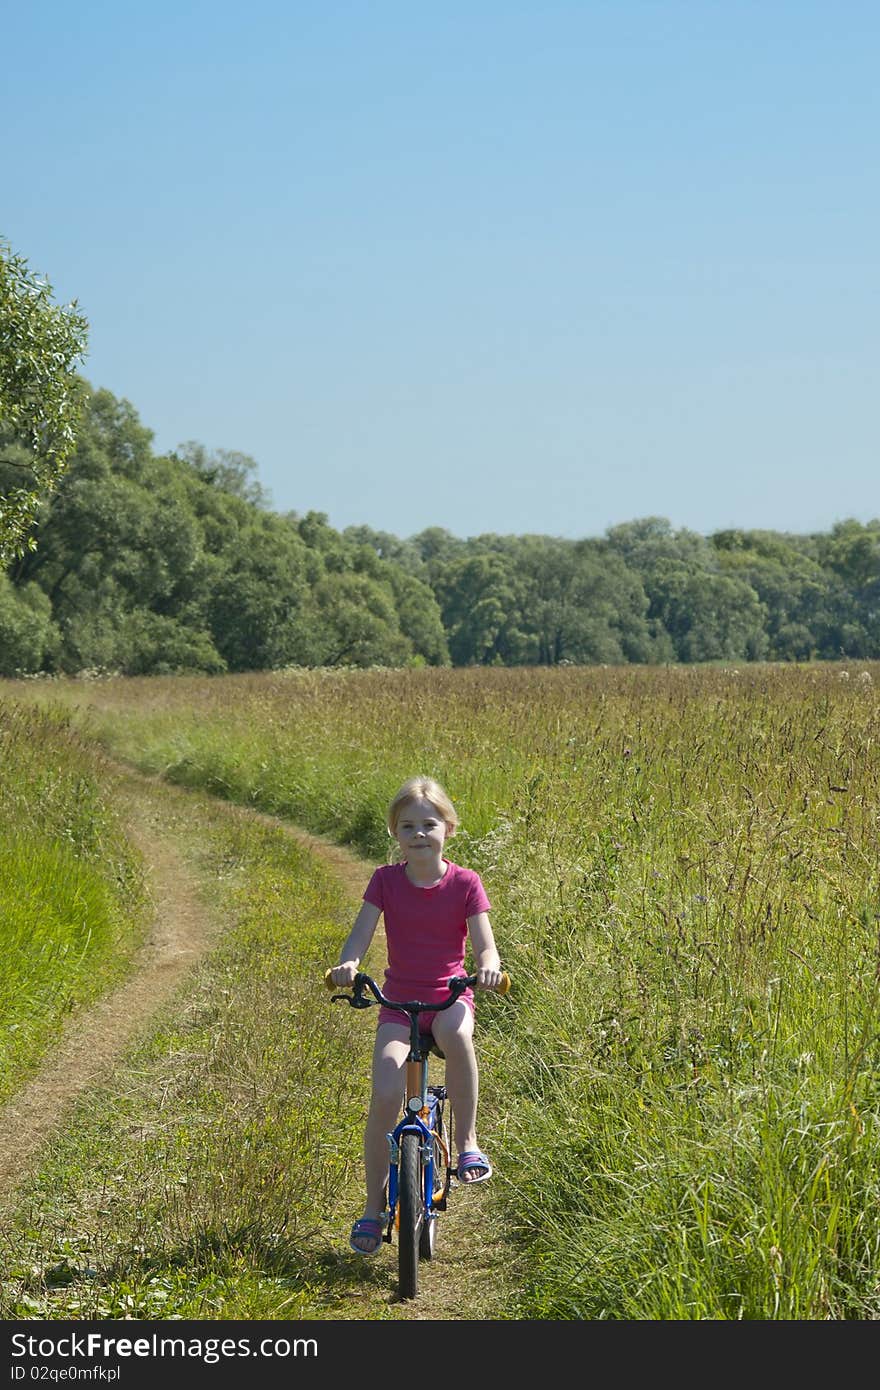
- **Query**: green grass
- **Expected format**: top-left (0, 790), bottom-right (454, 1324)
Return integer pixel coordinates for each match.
top-left (0, 699), bottom-right (146, 1100)
top-left (5, 662), bottom-right (880, 1317)
top-left (0, 789), bottom-right (383, 1319)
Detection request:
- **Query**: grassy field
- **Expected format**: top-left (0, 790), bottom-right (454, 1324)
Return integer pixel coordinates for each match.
top-left (0, 778), bottom-right (377, 1318)
top-left (0, 700), bottom-right (146, 1103)
top-left (0, 771), bottom-right (519, 1321)
top-left (4, 661), bottom-right (880, 1318)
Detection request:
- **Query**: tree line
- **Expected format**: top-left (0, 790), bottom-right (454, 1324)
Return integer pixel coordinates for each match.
top-left (1, 382), bottom-right (879, 677)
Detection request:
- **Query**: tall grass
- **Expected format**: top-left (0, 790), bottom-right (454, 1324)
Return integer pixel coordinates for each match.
top-left (1, 789), bottom-right (398, 1318)
top-left (7, 662), bottom-right (880, 1317)
top-left (0, 700), bottom-right (145, 1100)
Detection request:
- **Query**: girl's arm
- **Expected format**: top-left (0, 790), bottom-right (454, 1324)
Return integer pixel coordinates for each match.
top-left (466, 911), bottom-right (504, 990)
top-left (329, 901), bottom-right (382, 986)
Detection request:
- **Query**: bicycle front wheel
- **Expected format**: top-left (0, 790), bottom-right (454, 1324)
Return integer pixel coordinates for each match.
top-left (398, 1132), bottom-right (423, 1300)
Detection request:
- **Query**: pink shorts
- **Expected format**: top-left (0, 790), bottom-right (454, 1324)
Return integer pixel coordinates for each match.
top-left (378, 988), bottom-right (475, 1033)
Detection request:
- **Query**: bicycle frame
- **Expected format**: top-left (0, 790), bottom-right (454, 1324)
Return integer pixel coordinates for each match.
top-left (327, 972), bottom-right (472, 1287)
top-left (385, 1001), bottom-right (453, 1245)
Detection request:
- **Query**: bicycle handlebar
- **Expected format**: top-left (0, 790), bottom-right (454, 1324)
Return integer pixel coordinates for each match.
top-left (323, 968), bottom-right (511, 1006)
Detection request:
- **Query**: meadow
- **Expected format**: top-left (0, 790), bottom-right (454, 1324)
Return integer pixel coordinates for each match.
top-left (3, 662), bottom-right (880, 1318)
top-left (0, 701), bottom-right (146, 1102)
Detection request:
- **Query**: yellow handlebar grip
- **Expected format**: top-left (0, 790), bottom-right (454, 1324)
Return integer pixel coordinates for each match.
top-left (497, 972), bottom-right (511, 995)
top-left (324, 969), bottom-right (337, 990)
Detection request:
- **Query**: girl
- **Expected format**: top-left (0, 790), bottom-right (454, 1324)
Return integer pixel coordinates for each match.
top-left (329, 775), bottom-right (504, 1255)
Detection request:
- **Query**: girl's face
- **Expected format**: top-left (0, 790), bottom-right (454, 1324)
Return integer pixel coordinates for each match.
top-left (394, 797), bottom-right (449, 860)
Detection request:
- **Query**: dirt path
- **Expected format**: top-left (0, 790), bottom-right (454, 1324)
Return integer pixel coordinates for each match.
top-left (0, 795), bottom-right (211, 1200)
top-left (0, 776), bottom-right (371, 1204)
top-left (0, 769), bottom-right (514, 1319)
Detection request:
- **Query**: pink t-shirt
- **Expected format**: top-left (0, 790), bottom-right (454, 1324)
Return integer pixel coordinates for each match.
top-left (363, 859), bottom-right (491, 1003)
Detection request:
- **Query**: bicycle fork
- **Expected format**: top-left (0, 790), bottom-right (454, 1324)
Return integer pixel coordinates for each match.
top-left (384, 1058), bottom-right (450, 1242)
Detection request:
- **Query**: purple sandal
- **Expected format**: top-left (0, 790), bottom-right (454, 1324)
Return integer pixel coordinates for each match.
top-left (349, 1216), bottom-right (384, 1255)
top-left (456, 1150), bottom-right (493, 1184)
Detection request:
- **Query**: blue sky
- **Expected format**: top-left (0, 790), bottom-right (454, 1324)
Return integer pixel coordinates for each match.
top-left (4, 1), bottom-right (878, 542)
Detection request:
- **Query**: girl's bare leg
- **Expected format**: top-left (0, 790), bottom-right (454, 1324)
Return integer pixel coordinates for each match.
top-left (430, 1001), bottom-right (485, 1180)
top-left (352, 1023), bottom-right (408, 1250)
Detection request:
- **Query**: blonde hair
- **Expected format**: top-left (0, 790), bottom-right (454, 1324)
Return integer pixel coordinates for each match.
top-left (387, 776), bottom-right (458, 837)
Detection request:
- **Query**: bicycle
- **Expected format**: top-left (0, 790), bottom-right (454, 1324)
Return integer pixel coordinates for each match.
top-left (324, 968), bottom-right (510, 1300)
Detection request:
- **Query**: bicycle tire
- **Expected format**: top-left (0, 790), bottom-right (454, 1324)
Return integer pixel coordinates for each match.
top-left (398, 1132), bottom-right (422, 1299)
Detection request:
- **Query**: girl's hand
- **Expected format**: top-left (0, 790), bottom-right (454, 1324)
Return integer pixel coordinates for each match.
top-left (476, 965), bottom-right (505, 992)
top-left (329, 961), bottom-right (359, 987)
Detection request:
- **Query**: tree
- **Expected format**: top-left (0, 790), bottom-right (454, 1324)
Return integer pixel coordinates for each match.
top-left (175, 440), bottom-right (269, 508)
top-left (0, 241), bottom-right (89, 562)
top-left (343, 524), bottom-right (429, 577)
top-left (605, 516), bottom-right (713, 574)
top-left (711, 529), bottom-right (833, 660)
top-left (819, 519), bottom-right (880, 591)
top-left (810, 520), bottom-right (880, 657)
top-left (606, 518), bottom-right (769, 661)
top-left (382, 560), bottom-right (450, 665)
top-left (293, 517), bottom-right (449, 665)
top-left (12, 392), bottom-right (225, 673)
top-left (503, 535), bottom-right (668, 665)
top-left (204, 517), bottom-right (315, 671)
top-left (0, 573), bottom-right (59, 674)
top-left (309, 570), bottom-right (414, 667)
top-left (410, 527), bottom-right (466, 582)
top-left (432, 551), bottom-right (531, 665)
top-left (648, 559), bottom-right (769, 661)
